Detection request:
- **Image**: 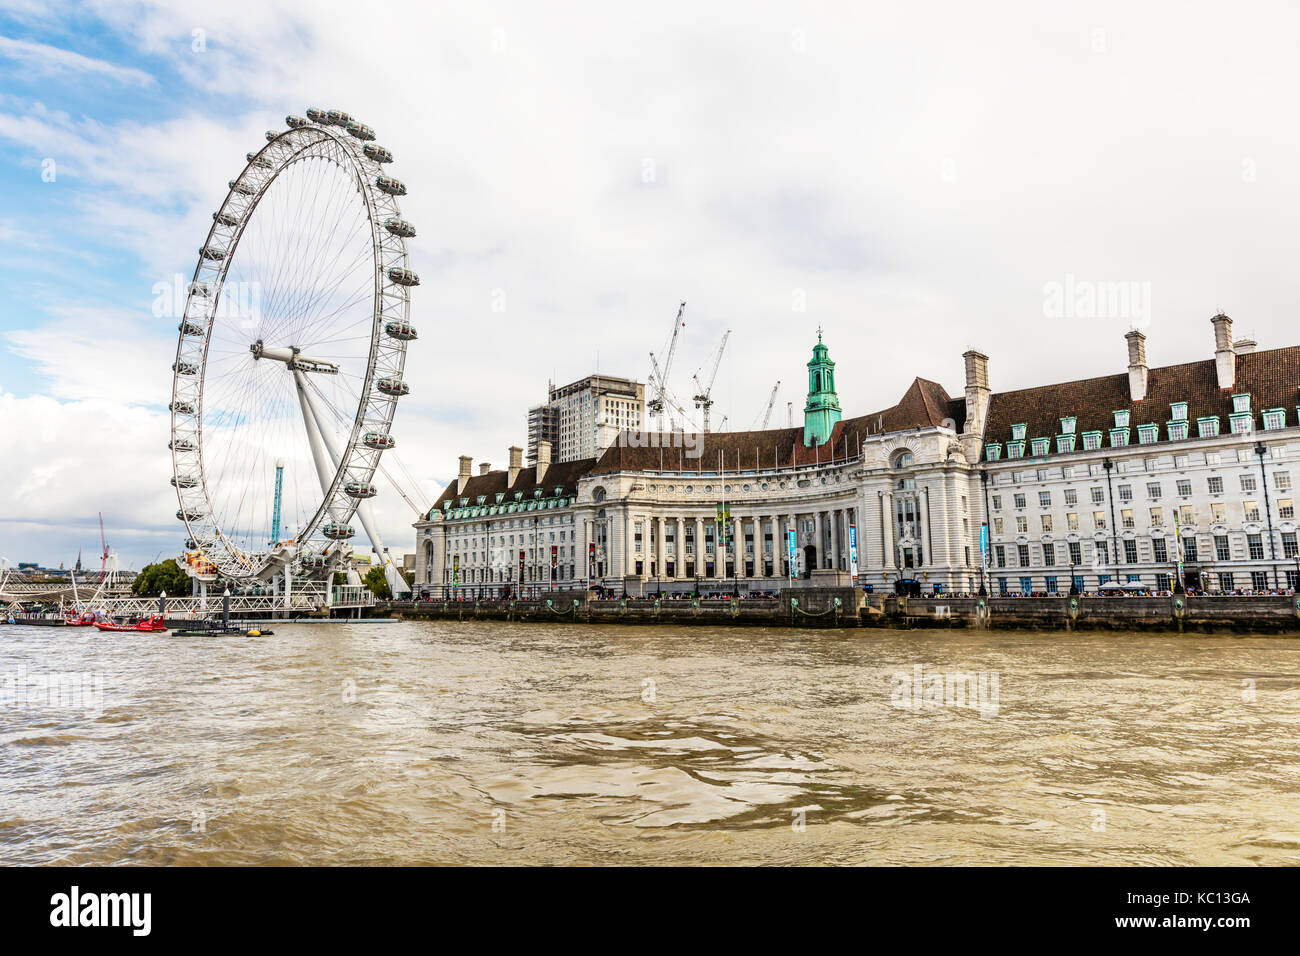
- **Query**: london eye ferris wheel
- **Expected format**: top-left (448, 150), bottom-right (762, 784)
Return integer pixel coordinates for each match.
top-left (168, 107), bottom-right (417, 596)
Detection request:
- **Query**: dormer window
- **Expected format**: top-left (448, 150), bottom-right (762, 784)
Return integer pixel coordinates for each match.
top-left (514, 491), bottom-right (523, 501)
top-left (1113, 410), bottom-right (1130, 428)
top-left (533, 489), bottom-right (543, 498)
top-left (1170, 402), bottom-right (1188, 421)
top-left (1031, 437), bottom-right (1050, 457)
top-left (1232, 393), bottom-right (1251, 414)
top-left (1137, 423), bottom-right (1159, 444)
top-left (1060, 416), bottom-right (1077, 435)
top-left (1110, 428), bottom-right (1130, 447)
top-left (1197, 416), bottom-right (1220, 438)
top-left (1263, 408), bottom-right (1286, 431)
top-left (1082, 431), bottom-right (1102, 451)
top-left (1229, 412), bottom-right (1254, 435)
top-left (1006, 441), bottom-right (1025, 459)
top-left (1011, 424), bottom-right (1027, 441)
top-left (1056, 434), bottom-right (1076, 453)
top-left (476, 495), bottom-right (487, 504)
top-left (1167, 421), bottom-right (1189, 441)
top-left (495, 493), bottom-right (505, 503)
top-left (986, 443), bottom-right (1003, 461)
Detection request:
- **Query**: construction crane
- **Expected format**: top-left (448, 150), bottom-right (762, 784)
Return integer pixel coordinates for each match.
top-left (760, 381), bottom-right (781, 428)
top-left (647, 301), bottom-right (686, 432)
top-left (787, 402), bottom-right (794, 427)
top-left (98, 513), bottom-right (110, 576)
top-left (691, 329), bottom-right (730, 433)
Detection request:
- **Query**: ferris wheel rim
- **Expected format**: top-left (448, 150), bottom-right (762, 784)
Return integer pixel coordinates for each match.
top-left (167, 112), bottom-right (415, 581)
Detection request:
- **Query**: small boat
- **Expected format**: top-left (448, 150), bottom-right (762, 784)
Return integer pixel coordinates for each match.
top-left (93, 615), bottom-right (169, 633)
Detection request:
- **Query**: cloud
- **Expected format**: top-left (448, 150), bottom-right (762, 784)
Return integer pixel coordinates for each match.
top-left (0, 34), bottom-right (154, 86)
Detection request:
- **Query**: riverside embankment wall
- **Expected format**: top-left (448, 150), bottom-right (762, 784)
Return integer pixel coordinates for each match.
top-left (385, 591), bottom-right (1300, 633)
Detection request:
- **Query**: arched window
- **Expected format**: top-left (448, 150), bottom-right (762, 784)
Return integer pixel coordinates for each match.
top-left (892, 450), bottom-right (915, 470)
top-left (592, 486), bottom-right (607, 503)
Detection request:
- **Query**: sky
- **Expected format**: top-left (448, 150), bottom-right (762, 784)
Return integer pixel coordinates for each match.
top-left (2, 0), bottom-right (1300, 571)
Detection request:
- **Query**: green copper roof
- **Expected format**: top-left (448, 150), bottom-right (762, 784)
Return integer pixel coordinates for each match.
top-left (803, 329), bottom-right (841, 447)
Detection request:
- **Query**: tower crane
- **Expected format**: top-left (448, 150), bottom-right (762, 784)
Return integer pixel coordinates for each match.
top-left (691, 329), bottom-right (731, 433)
top-left (760, 381), bottom-right (781, 428)
top-left (647, 302), bottom-right (686, 432)
top-left (98, 513), bottom-right (110, 576)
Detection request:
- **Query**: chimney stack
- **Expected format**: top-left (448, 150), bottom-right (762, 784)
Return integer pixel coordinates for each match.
top-left (507, 445), bottom-right (523, 486)
top-left (1212, 313), bottom-right (1236, 389)
top-left (1233, 337), bottom-right (1257, 355)
top-left (478, 462), bottom-right (492, 476)
top-left (1125, 329), bottom-right (1149, 402)
top-left (536, 440), bottom-right (552, 484)
top-left (457, 455), bottom-right (473, 494)
top-left (961, 350), bottom-right (990, 434)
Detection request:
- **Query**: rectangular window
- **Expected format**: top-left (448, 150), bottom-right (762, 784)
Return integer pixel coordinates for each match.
top-left (992, 494), bottom-right (1002, 510)
top-left (1211, 502), bottom-right (1226, 523)
top-left (1091, 487), bottom-right (1105, 504)
top-left (1043, 543), bottom-right (1055, 565)
top-left (1180, 504), bottom-right (1195, 526)
top-left (1016, 516), bottom-right (1028, 533)
top-left (1067, 512), bottom-right (1079, 530)
top-left (1018, 544), bottom-right (1030, 566)
top-left (1065, 488), bottom-right (1078, 506)
top-left (1138, 423), bottom-right (1159, 444)
top-left (1150, 507), bottom-right (1163, 527)
top-left (1014, 493), bottom-right (1026, 509)
top-left (1197, 416), bottom-right (1220, 438)
top-left (1093, 511), bottom-right (1107, 529)
top-left (1039, 491), bottom-right (1051, 507)
top-left (1082, 431), bottom-right (1102, 450)
top-left (1232, 393), bottom-right (1252, 414)
top-left (1019, 576), bottom-right (1033, 594)
top-left (1123, 539), bottom-right (1138, 563)
top-left (1041, 514), bottom-right (1053, 532)
top-left (1118, 484), bottom-right (1133, 501)
top-left (1045, 576), bottom-right (1058, 593)
top-left (1219, 572), bottom-right (1235, 593)
top-left (1156, 573), bottom-right (1170, 591)
top-left (1263, 409), bottom-right (1285, 431)
top-left (1011, 423), bottom-right (1027, 441)
top-left (1121, 509), bottom-right (1135, 528)
top-left (994, 517), bottom-right (1004, 535)
top-left (1241, 474), bottom-right (1257, 492)
top-left (1184, 537), bottom-right (1199, 562)
top-left (1283, 532), bottom-right (1298, 559)
top-left (1056, 434), bottom-right (1076, 454)
top-left (1215, 535), bottom-right (1230, 561)
top-left (1060, 416), bottom-right (1077, 434)
top-left (1168, 421), bottom-right (1189, 441)
top-left (1110, 428), bottom-right (1130, 447)
top-left (1251, 571), bottom-right (1269, 591)
top-left (986, 443), bottom-right (1002, 461)
top-left (1068, 541), bottom-right (1082, 565)
top-left (1244, 500), bottom-right (1261, 521)
top-left (998, 577), bottom-right (1009, 596)
top-left (1007, 442), bottom-right (1025, 459)
top-left (1147, 482), bottom-right (1162, 498)
top-left (1153, 537), bottom-right (1168, 562)
top-left (1114, 409), bottom-right (1131, 427)
top-left (1207, 476), bottom-right (1223, 494)
top-left (1171, 401), bottom-right (1188, 421)
top-left (1177, 480), bottom-right (1193, 497)
top-left (995, 546), bottom-right (1006, 568)
top-left (1031, 438), bottom-right (1050, 456)
top-left (1276, 471), bottom-right (1292, 491)
top-left (1248, 533), bottom-right (1265, 560)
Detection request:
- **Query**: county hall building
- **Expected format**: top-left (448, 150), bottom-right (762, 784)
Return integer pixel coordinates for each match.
top-left (413, 313), bottom-right (1300, 596)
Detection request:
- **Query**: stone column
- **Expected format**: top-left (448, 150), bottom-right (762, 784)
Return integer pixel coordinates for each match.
top-left (654, 515), bottom-right (665, 580)
top-left (674, 517), bottom-right (686, 579)
top-left (694, 515), bottom-right (704, 580)
top-left (829, 508), bottom-right (840, 571)
top-left (625, 509), bottom-right (636, 575)
top-left (814, 511), bottom-right (825, 570)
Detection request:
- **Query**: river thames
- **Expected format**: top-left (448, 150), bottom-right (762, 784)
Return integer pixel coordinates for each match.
top-left (1, 621), bottom-right (1298, 865)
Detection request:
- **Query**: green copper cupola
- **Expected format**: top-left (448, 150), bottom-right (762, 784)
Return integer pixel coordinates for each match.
top-left (803, 329), bottom-right (841, 447)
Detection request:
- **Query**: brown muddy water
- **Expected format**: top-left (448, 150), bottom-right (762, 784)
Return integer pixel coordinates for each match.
top-left (1, 621), bottom-right (1298, 865)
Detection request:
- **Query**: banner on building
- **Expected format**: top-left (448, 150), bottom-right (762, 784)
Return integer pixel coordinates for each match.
top-left (787, 528), bottom-right (797, 582)
top-left (848, 525), bottom-right (859, 585)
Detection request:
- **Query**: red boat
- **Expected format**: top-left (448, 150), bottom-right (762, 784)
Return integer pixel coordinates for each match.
top-left (65, 612), bottom-right (99, 627)
top-left (93, 615), bottom-right (168, 633)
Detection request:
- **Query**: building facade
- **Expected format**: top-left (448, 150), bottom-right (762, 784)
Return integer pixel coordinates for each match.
top-left (527, 374), bottom-right (645, 464)
top-left (416, 314), bottom-right (1300, 596)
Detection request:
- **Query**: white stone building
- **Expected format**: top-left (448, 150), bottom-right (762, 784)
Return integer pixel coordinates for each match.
top-left (415, 316), bottom-right (1300, 596)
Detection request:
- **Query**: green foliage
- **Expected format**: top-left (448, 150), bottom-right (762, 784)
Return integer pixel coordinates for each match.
top-left (132, 560), bottom-right (191, 597)
top-left (363, 565), bottom-right (391, 600)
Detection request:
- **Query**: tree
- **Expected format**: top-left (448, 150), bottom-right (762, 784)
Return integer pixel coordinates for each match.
top-left (363, 565), bottom-right (391, 600)
top-left (132, 560), bottom-right (191, 597)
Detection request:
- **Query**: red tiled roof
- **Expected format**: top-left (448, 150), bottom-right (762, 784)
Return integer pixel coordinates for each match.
top-left (592, 377), bottom-right (966, 473)
top-left (983, 346), bottom-right (1300, 449)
